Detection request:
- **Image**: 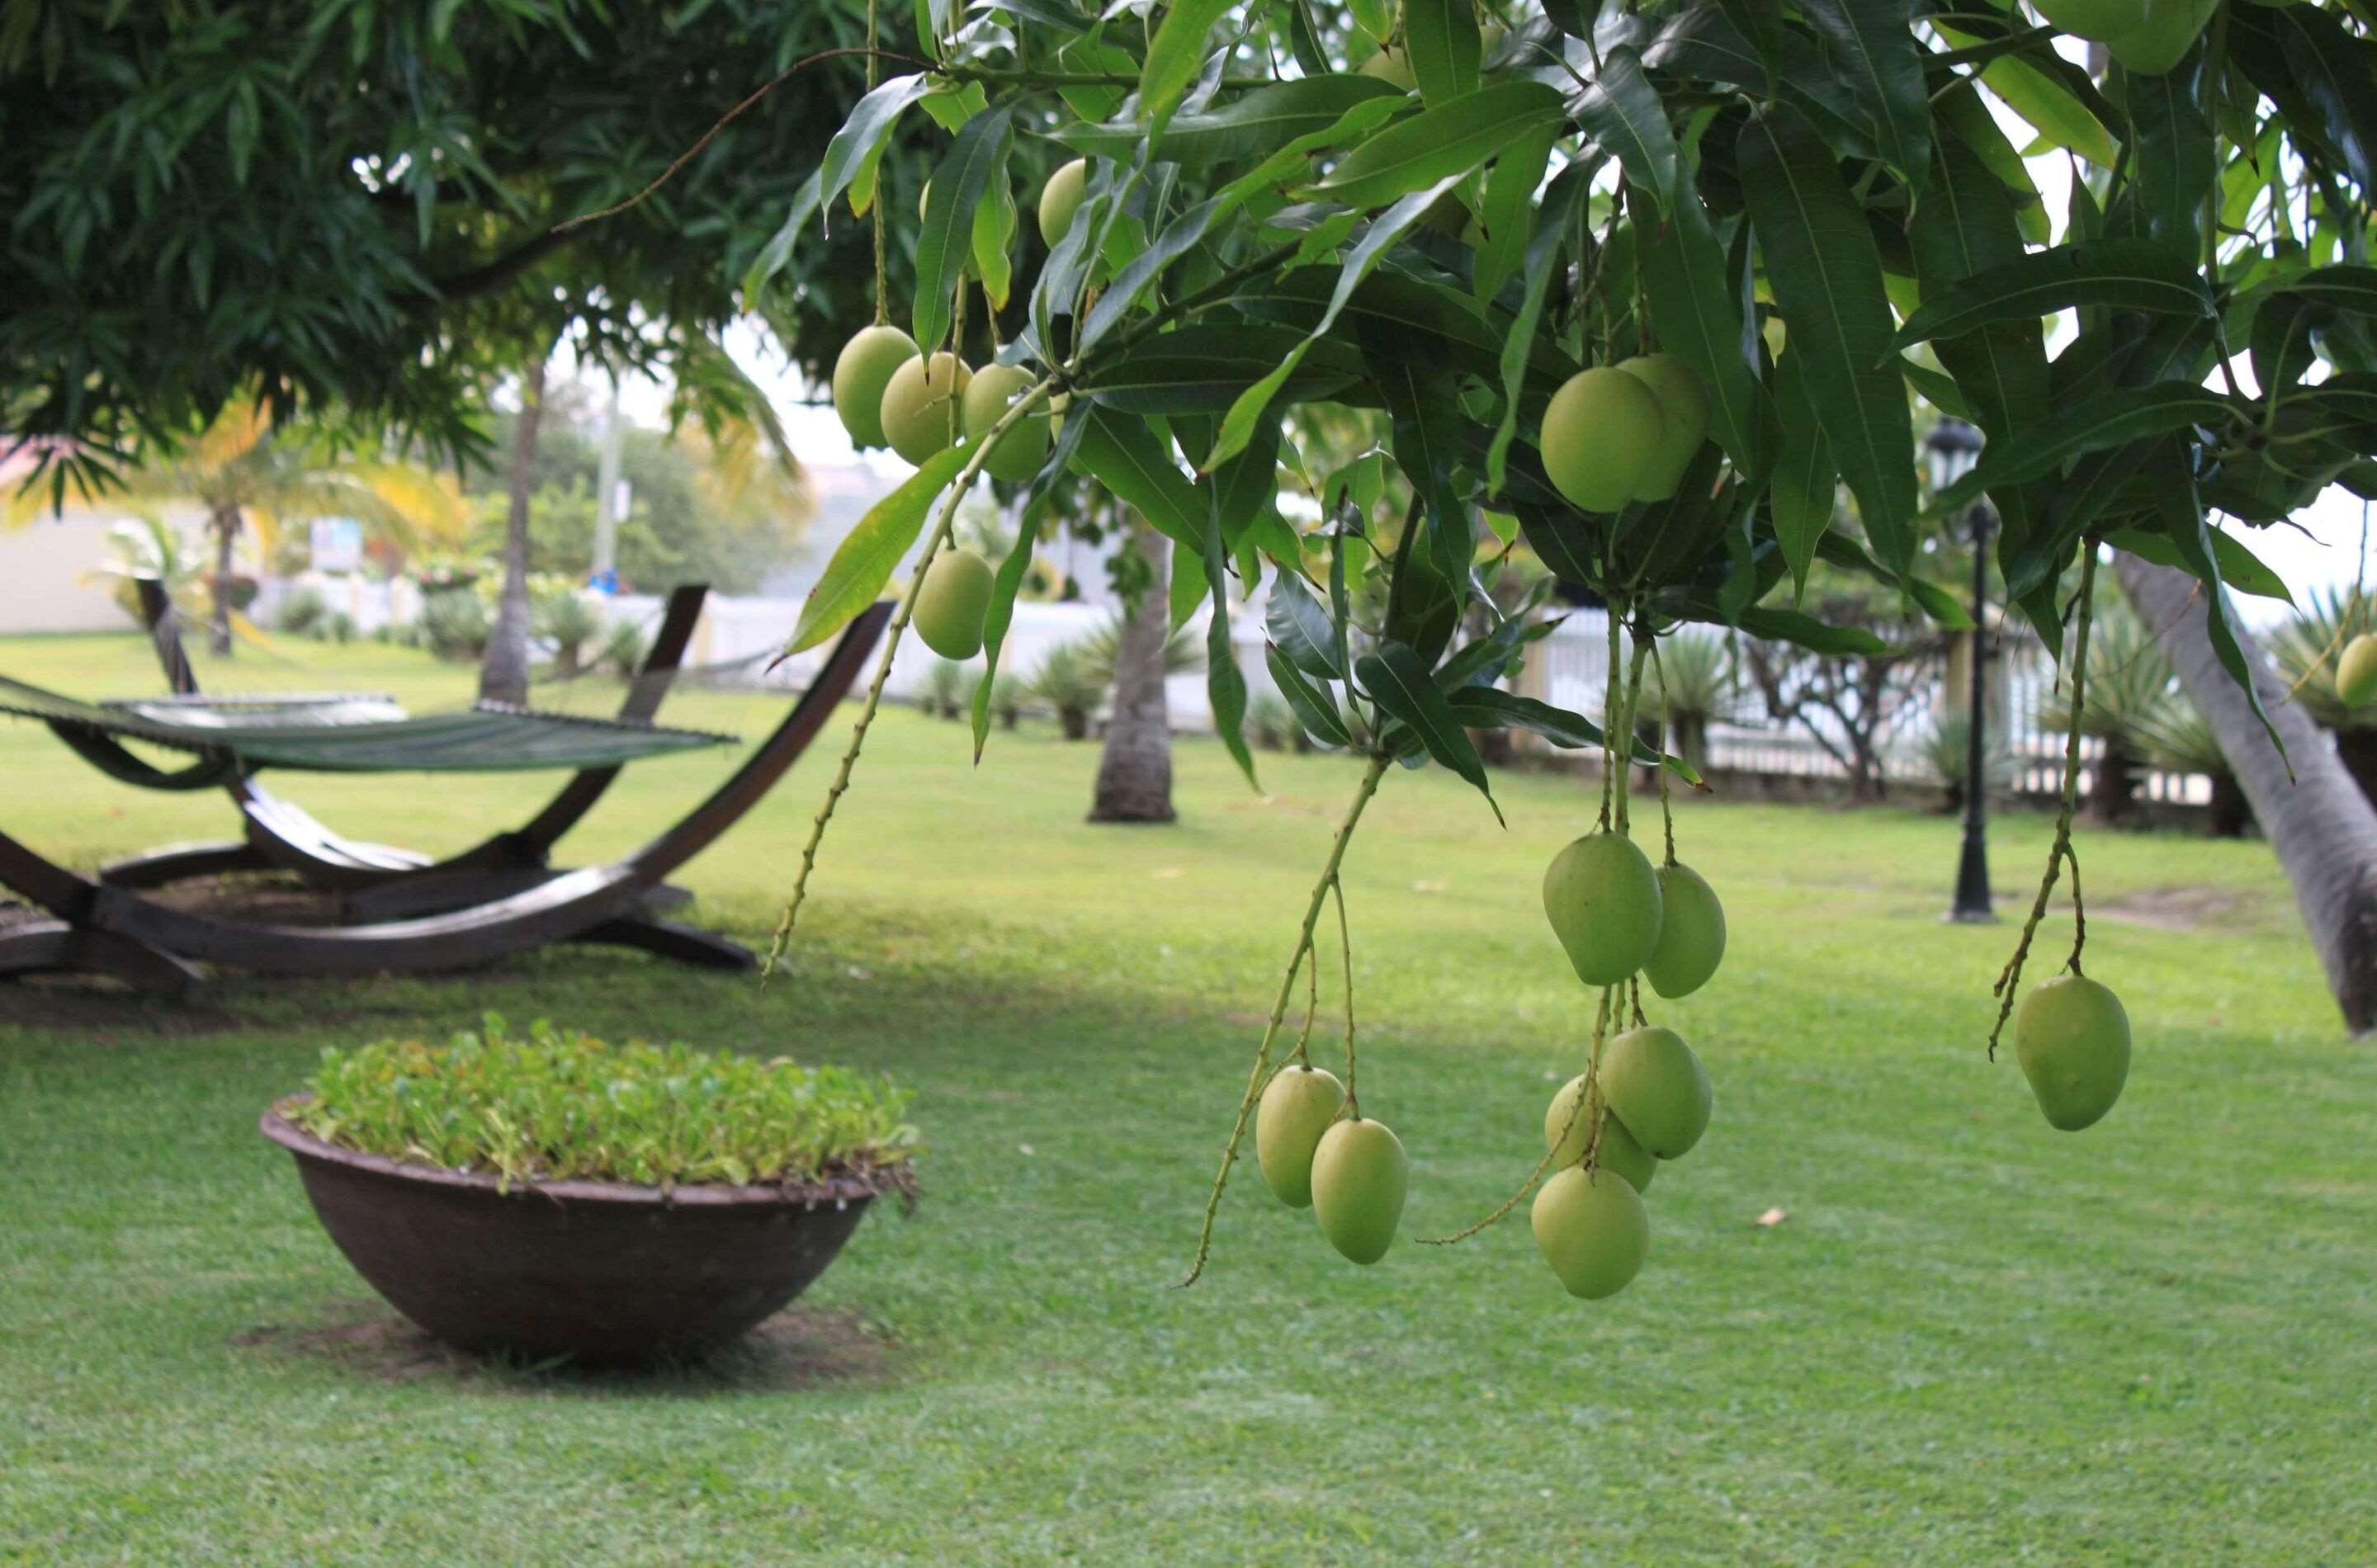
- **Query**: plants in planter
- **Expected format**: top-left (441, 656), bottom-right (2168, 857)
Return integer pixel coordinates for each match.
top-left (262, 1014), bottom-right (916, 1364)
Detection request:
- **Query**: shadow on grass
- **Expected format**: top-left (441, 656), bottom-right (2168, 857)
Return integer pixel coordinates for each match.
top-left (233, 1300), bottom-right (902, 1396)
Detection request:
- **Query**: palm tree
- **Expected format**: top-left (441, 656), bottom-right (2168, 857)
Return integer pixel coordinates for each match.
top-left (12, 400), bottom-right (468, 656)
top-left (2131, 692), bottom-right (2252, 839)
top-left (83, 515), bottom-right (208, 625)
top-left (1089, 517), bottom-right (1181, 824)
top-left (2120, 551), bottom-right (2377, 1034)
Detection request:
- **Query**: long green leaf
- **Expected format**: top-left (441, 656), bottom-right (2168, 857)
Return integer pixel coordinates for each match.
top-left (1770, 350), bottom-right (1836, 604)
top-left (1640, 184), bottom-right (1766, 477)
top-left (1892, 239), bottom-right (2214, 351)
top-left (1800, 0), bottom-right (1930, 192)
top-left (1055, 76), bottom-right (1405, 168)
top-left (1488, 161), bottom-right (1588, 493)
top-left (1402, 0), bottom-right (1481, 106)
top-left (819, 73), bottom-right (933, 212)
top-left (1447, 686), bottom-right (1704, 787)
top-left (1927, 381), bottom-right (2234, 521)
top-left (2151, 463), bottom-right (2285, 759)
top-left (970, 415), bottom-right (1088, 758)
top-left (1072, 404), bottom-right (1206, 549)
top-left (1738, 103), bottom-right (1917, 572)
top-left (1203, 498), bottom-right (1259, 790)
top-left (1266, 569), bottom-right (1342, 679)
top-left (1365, 338), bottom-right (1472, 591)
top-left (1267, 644), bottom-right (1354, 749)
top-left (1935, 24), bottom-right (2119, 167)
top-left (1206, 175), bottom-right (1467, 470)
top-left (1571, 45), bottom-right (1677, 213)
top-left (914, 106), bottom-right (1014, 354)
top-left (787, 446), bottom-right (971, 654)
top-left (1473, 120), bottom-right (1557, 305)
top-left (1302, 81), bottom-right (1565, 209)
top-left (1140, 0), bottom-right (1235, 126)
top-left (1358, 640), bottom-right (1502, 822)
top-left (1080, 324), bottom-right (1359, 413)
top-left (740, 170), bottom-right (822, 303)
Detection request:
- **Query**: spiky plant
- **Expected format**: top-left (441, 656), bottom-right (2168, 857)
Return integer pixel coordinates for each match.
top-left (2266, 585), bottom-right (2377, 733)
top-left (1637, 628), bottom-right (1735, 772)
top-left (2133, 692), bottom-right (2253, 838)
top-left (925, 657), bottom-right (967, 720)
top-left (1907, 711), bottom-right (2014, 815)
top-left (532, 587), bottom-right (604, 678)
top-left (1031, 642), bottom-right (1107, 740)
top-left (1075, 614), bottom-right (1206, 687)
top-left (2037, 601), bottom-right (2173, 824)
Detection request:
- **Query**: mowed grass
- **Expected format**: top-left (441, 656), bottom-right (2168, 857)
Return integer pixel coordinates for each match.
top-left (2, 630), bottom-right (2372, 1566)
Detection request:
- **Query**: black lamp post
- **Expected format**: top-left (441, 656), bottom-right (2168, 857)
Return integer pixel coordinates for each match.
top-left (1926, 419), bottom-right (1997, 924)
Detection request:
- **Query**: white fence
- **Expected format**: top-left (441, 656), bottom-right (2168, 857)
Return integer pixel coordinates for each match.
top-left (259, 575), bottom-right (2214, 803)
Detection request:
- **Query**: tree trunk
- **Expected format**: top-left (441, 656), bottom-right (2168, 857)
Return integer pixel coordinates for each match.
top-left (2333, 727), bottom-right (2377, 811)
top-left (207, 503), bottom-right (239, 656)
top-left (2119, 551), bottom-right (2377, 1034)
top-left (2092, 740), bottom-right (2140, 825)
top-left (480, 352), bottom-right (548, 706)
top-left (1089, 519), bottom-right (1175, 823)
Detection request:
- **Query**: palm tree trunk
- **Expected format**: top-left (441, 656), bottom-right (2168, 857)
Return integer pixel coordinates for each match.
top-left (207, 503), bottom-right (240, 657)
top-left (1089, 518), bottom-right (1175, 823)
top-left (2119, 551), bottom-right (2377, 1034)
top-left (480, 352), bottom-right (548, 706)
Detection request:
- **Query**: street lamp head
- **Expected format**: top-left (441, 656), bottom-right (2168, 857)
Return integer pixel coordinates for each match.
top-left (1924, 418), bottom-right (1983, 492)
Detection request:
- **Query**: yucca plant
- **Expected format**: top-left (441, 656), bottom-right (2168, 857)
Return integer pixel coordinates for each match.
top-left (2037, 601), bottom-right (2174, 825)
top-left (2133, 692), bottom-right (2253, 838)
top-left (1907, 711), bottom-right (2015, 815)
top-left (1248, 692), bottom-right (1295, 753)
top-left (1031, 642), bottom-right (1107, 740)
top-left (1075, 614), bottom-right (1206, 687)
top-left (925, 657), bottom-right (967, 720)
top-left (532, 587), bottom-right (604, 678)
top-left (600, 619), bottom-right (650, 678)
top-left (1638, 628), bottom-right (1736, 774)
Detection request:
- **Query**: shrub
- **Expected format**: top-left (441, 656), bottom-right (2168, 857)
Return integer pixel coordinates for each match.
top-left (286, 1014), bottom-right (917, 1190)
top-left (925, 657), bottom-right (966, 720)
top-left (418, 588), bottom-right (489, 660)
top-left (1031, 641), bottom-right (1106, 740)
top-left (1907, 711), bottom-right (2013, 814)
top-left (533, 586), bottom-right (603, 676)
top-left (276, 586), bottom-right (328, 635)
top-left (600, 618), bottom-right (650, 677)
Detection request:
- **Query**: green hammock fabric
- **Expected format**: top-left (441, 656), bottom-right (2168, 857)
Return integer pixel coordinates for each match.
top-left (0, 673), bottom-right (736, 782)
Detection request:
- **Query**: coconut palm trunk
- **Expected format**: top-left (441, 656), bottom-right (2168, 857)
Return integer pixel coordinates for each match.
top-left (1089, 518), bottom-right (1175, 824)
top-left (480, 352), bottom-right (548, 706)
top-left (206, 502), bottom-right (241, 655)
top-left (2119, 551), bottom-right (2377, 1034)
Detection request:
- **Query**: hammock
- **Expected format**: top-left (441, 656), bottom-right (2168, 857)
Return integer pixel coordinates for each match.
top-left (0, 672), bottom-right (736, 788)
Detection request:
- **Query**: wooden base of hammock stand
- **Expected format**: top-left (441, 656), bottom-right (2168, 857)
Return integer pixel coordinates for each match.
top-left (0, 602), bottom-right (889, 991)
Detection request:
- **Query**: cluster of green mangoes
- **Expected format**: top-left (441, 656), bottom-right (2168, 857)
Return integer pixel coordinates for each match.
top-left (827, 163), bottom-right (1098, 665)
top-left (1538, 357), bottom-right (1709, 515)
top-left (1529, 831), bottom-right (1724, 1297)
top-left (2030, 0), bottom-right (2219, 75)
top-left (1255, 1066), bottom-right (1411, 1266)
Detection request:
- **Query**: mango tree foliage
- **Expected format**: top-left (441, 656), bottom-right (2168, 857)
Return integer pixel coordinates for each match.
top-left (769, 0), bottom-right (2376, 777)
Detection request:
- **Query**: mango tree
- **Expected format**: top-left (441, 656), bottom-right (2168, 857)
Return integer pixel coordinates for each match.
top-left (753, 0), bottom-right (2377, 1293)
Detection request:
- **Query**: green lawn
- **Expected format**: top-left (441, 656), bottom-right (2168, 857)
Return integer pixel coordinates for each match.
top-left (2, 631), bottom-right (2370, 1566)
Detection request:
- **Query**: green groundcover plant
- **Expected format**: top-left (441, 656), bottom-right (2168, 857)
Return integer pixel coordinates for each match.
top-left (285, 1014), bottom-right (918, 1191)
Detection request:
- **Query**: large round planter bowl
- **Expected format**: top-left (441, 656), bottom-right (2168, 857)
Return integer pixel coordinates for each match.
top-left (261, 1104), bottom-right (906, 1364)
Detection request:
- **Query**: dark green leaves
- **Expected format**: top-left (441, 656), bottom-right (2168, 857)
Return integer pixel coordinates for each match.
top-left (819, 74), bottom-right (933, 213)
top-left (1402, 0), bottom-right (1481, 106)
top-left (1737, 104), bottom-right (1916, 571)
top-left (1891, 240), bottom-right (2214, 351)
top-left (787, 446), bottom-right (971, 654)
top-left (1266, 569), bottom-right (1342, 679)
top-left (1571, 45), bottom-right (1677, 212)
top-left (1800, 0), bottom-right (1929, 191)
top-left (1359, 640), bottom-right (1501, 822)
top-left (1302, 81), bottom-right (1566, 209)
top-left (914, 106), bottom-right (1014, 354)
top-left (1641, 186), bottom-right (1765, 475)
top-left (1488, 161), bottom-right (1588, 493)
top-left (1140, 0), bottom-right (1236, 126)
top-left (1070, 403), bottom-right (1204, 549)
top-left (1926, 381), bottom-right (2235, 520)
top-left (1055, 76), bottom-right (1403, 169)
top-left (1267, 645), bottom-right (1354, 747)
top-left (1770, 352), bottom-right (1836, 603)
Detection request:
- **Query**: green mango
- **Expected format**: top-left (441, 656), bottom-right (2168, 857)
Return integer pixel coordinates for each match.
top-left (1256, 1064), bottom-right (1344, 1208)
top-left (913, 549), bottom-right (993, 660)
top-left (1542, 832), bottom-right (1663, 985)
top-left (2337, 634), bottom-right (2377, 708)
top-left (2015, 975), bottom-right (2132, 1131)
top-left (1643, 862), bottom-right (1727, 999)
top-left (1311, 1117), bottom-right (1409, 1264)
top-left (1600, 1026), bottom-right (1712, 1159)
top-left (830, 325), bottom-right (919, 451)
top-left (1037, 158), bottom-right (1088, 247)
top-left (1538, 367), bottom-right (1665, 514)
top-left (1530, 1164), bottom-right (1649, 1300)
top-left (880, 352), bottom-right (973, 467)
top-left (1616, 354), bottom-right (1710, 503)
top-left (961, 363), bottom-right (1051, 484)
top-left (1543, 1074), bottom-right (1656, 1192)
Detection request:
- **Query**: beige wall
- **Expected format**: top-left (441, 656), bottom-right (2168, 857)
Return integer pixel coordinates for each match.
top-left (0, 504), bottom-right (211, 634)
